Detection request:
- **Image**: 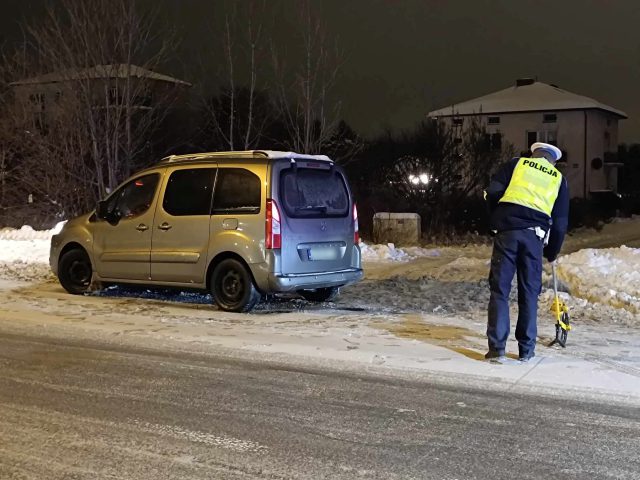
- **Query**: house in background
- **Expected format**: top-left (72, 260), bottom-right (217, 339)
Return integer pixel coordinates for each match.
top-left (10, 64), bottom-right (191, 130)
top-left (428, 79), bottom-right (627, 199)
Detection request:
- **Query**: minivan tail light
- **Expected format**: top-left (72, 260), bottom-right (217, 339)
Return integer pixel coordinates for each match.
top-left (266, 199), bottom-right (282, 249)
top-left (353, 203), bottom-right (360, 244)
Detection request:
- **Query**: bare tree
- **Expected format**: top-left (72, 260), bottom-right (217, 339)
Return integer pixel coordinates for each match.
top-left (201, 0), bottom-right (270, 151)
top-left (24, 0), bottom-right (179, 195)
top-left (272, 0), bottom-right (342, 154)
top-left (0, 0), bottom-right (184, 226)
top-left (351, 118), bottom-right (513, 236)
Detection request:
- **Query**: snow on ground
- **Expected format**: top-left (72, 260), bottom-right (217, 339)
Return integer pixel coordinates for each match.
top-left (558, 246), bottom-right (640, 314)
top-left (1, 221), bottom-right (640, 326)
top-left (0, 223), bottom-right (64, 282)
top-left (564, 215), bottom-right (640, 251)
top-left (359, 241), bottom-right (444, 262)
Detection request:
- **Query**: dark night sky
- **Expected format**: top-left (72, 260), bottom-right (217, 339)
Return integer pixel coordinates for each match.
top-left (2, 0), bottom-right (640, 142)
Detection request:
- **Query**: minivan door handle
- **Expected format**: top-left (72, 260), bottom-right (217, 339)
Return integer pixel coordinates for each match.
top-left (222, 218), bottom-right (238, 230)
top-left (158, 222), bottom-right (172, 231)
top-left (136, 223), bottom-right (149, 232)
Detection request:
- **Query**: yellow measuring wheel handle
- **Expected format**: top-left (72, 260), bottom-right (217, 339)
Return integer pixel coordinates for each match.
top-left (549, 297), bottom-right (569, 315)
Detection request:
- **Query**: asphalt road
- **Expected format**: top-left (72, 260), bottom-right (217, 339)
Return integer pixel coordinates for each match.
top-left (1, 332), bottom-right (639, 480)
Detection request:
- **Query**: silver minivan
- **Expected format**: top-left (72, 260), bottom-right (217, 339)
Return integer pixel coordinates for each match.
top-left (50, 150), bottom-right (363, 312)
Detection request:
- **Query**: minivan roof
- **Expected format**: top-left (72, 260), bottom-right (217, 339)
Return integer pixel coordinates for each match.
top-left (159, 150), bottom-right (332, 164)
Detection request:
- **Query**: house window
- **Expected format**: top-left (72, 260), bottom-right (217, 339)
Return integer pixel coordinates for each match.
top-left (488, 116), bottom-right (500, 125)
top-left (34, 112), bottom-right (47, 133)
top-left (604, 131), bottom-right (611, 151)
top-left (452, 118), bottom-right (463, 126)
top-left (526, 131), bottom-right (557, 147)
top-left (109, 87), bottom-right (120, 104)
top-left (29, 93), bottom-right (45, 111)
top-left (545, 131), bottom-right (558, 145)
top-left (135, 92), bottom-right (153, 107)
top-left (484, 132), bottom-right (502, 151)
top-left (543, 113), bottom-right (557, 123)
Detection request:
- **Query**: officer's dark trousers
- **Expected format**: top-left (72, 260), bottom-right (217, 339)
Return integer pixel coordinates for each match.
top-left (487, 229), bottom-right (543, 357)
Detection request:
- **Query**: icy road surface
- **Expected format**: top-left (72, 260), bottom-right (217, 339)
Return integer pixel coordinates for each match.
top-left (1, 333), bottom-right (639, 480)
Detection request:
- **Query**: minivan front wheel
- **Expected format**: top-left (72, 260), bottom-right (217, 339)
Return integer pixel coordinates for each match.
top-left (298, 286), bottom-right (340, 303)
top-left (211, 258), bottom-right (261, 312)
top-left (58, 248), bottom-right (93, 295)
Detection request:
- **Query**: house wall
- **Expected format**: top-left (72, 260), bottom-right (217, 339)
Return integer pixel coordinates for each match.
top-left (437, 110), bottom-right (621, 199)
top-left (12, 77), bottom-right (185, 127)
top-left (586, 111), bottom-right (619, 192)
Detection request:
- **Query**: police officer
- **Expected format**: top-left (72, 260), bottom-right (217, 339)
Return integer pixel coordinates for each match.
top-left (484, 142), bottom-right (570, 362)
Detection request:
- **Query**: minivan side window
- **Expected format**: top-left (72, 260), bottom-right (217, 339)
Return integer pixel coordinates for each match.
top-left (280, 168), bottom-right (349, 218)
top-left (163, 168), bottom-right (216, 216)
top-left (107, 173), bottom-right (159, 220)
top-left (212, 168), bottom-right (261, 214)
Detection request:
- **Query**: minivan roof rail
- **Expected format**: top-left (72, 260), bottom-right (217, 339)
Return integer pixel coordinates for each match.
top-left (159, 150), bottom-right (332, 164)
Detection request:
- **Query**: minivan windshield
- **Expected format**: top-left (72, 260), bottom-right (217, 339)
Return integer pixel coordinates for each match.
top-left (280, 167), bottom-right (349, 218)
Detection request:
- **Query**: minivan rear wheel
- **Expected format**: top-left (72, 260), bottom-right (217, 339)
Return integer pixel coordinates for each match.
top-left (298, 286), bottom-right (340, 303)
top-left (58, 248), bottom-right (93, 295)
top-left (211, 258), bottom-right (261, 312)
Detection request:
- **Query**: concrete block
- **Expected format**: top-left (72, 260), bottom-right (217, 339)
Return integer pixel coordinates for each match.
top-left (372, 212), bottom-right (421, 245)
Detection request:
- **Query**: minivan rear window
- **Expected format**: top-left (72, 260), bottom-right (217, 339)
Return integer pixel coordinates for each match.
top-left (280, 168), bottom-right (349, 218)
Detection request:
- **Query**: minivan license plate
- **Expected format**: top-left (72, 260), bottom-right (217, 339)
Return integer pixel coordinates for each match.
top-left (308, 247), bottom-right (338, 261)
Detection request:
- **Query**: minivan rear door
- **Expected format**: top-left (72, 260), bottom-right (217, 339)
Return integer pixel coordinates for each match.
top-left (275, 160), bottom-right (355, 275)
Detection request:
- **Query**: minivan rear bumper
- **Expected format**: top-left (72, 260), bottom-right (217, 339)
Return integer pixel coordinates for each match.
top-left (268, 268), bottom-right (364, 292)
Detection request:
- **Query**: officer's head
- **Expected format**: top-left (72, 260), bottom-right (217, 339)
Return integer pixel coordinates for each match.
top-left (530, 142), bottom-right (562, 164)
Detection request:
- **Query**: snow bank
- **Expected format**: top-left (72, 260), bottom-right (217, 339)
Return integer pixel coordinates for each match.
top-left (0, 222), bottom-right (65, 263)
top-left (0, 220), bottom-right (638, 321)
top-left (0, 238), bottom-right (51, 263)
top-left (359, 242), bottom-right (440, 262)
top-left (558, 246), bottom-right (640, 313)
top-left (0, 222), bottom-right (65, 240)
top-left (0, 223), bottom-right (64, 282)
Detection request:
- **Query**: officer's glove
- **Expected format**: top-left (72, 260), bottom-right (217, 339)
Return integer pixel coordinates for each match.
top-left (543, 246), bottom-right (557, 263)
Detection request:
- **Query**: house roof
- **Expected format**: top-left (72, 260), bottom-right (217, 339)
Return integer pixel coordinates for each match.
top-left (10, 64), bottom-right (192, 87)
top-left (428, 81), bottom-right (627, 119)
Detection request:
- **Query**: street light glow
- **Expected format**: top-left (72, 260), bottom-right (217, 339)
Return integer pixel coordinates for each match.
top-left (409, 173), bottom-right (430, 186)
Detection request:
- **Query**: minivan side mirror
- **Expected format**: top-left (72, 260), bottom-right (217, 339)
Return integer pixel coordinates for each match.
top-left (96, 200), bottom-right (120, 225)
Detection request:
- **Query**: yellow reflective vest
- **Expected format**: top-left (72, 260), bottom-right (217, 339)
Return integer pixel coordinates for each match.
top-left (499, 157), bottom-right (562, 216)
